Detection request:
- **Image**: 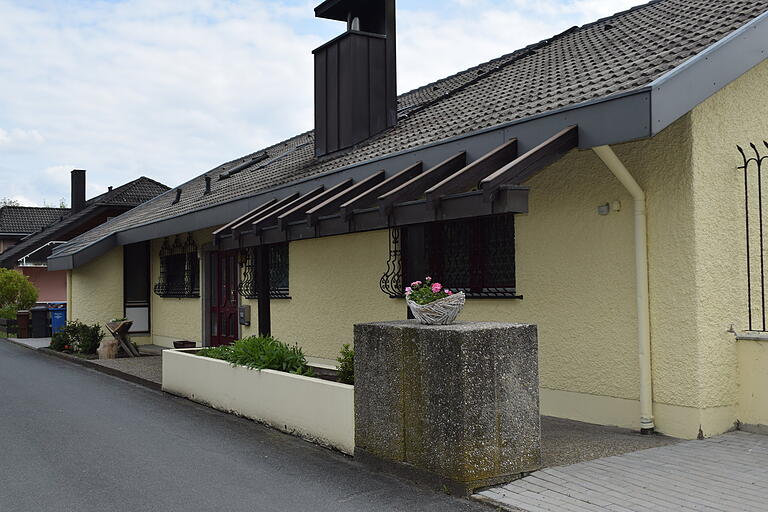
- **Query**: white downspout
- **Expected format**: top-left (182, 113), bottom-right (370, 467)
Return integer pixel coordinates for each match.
top-left (593, 145), bottom-right (655, 434)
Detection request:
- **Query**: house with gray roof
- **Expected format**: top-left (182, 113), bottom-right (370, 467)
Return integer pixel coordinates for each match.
top-left (0, 171), bottom-right (168, 303)
top-left (0, 206), bottom-right (68, 254)
top-left (50, 0), bottom-right (768, 440)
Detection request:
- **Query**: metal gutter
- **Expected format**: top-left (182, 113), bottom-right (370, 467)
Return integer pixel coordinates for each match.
top-left (593, 146), bottom-right (655, 434)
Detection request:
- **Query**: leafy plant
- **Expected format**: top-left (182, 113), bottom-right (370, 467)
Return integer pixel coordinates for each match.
top-left (197, 345), bottom-right (233, 360)
top-left (405, 276), bottom-right (454, 306)
top-left (49, 321), bottom-right (105, 355)
top-left (0, 268), bottom-right (38, 319)
top-left (49, 332), bottom-right (71, 352)
top-left (336, 344), bottom-right (354, 385)
top-left (197, 336), bottom-right (313, 377)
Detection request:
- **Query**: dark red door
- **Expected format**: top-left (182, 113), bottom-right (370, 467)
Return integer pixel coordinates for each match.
top-left (210, 251), bottom-right (239, 347)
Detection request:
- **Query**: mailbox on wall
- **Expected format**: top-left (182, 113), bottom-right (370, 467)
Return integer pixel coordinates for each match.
top-left (239, 305), bottom-right (251, 327)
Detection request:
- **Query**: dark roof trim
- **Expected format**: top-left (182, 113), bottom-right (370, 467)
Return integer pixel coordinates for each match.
top-left (650, 9), bottom-right (768, 135)
top-left (49, 13), bottom-right (768, 270)
top-left (49, 88), bottom-right (651, 271)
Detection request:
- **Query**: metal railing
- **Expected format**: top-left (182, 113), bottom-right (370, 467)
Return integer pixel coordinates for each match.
top-left (738, 142), bottom-right (768, 331)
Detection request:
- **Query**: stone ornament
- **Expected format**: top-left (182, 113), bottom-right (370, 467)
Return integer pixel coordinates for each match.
top-left (407, 291), bottom-right (465, 325)
top-left (97, 337), bottom-right (118, 359)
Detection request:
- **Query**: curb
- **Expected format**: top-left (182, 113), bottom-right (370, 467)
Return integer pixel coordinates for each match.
top-left (0, 338), bottom-right (161, 391)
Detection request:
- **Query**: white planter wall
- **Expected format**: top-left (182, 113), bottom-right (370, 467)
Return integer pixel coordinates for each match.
top-left (162, 349), bottom-right (354, 454)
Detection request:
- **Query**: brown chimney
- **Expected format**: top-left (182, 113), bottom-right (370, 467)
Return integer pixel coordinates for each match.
top-left (71, 169), bottom-right (86, 213)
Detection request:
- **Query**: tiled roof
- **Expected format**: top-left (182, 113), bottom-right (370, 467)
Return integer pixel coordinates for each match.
top-left (54, 0), bottom-right (768, 258)
top-left (0, 177), bottom-right (168, 267)
top-left (0, 206), bottom-right (69, 235)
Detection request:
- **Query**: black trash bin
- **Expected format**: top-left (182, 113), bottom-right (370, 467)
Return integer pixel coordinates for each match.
top-left (30, 305), bottom-right (50, 338)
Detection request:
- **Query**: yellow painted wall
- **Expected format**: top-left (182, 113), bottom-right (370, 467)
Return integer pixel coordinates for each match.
top-left (149, 229), bottom-right (213, 347)
top-left (737, 340), bottom-right (768, 428)
top-left (241, 230), bottom-right (405, 359)
top-left (69, 246), bottom-right (124, 341)
top-left (233, 115), bottom-right (699, 438)
top-left (234, 115), bottom-right (700, 437)
top-left (686, 59), bottom-right (768, 433)
top-left (65, 60), bottom-right (768, 439)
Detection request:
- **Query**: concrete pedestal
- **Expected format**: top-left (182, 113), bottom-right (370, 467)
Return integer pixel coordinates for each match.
top-left (354, 320), bottom-right (541, 495)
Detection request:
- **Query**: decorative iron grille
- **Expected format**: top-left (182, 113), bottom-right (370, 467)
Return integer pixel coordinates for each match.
top-left (422, 214), bottom-right (518, 299)
top-left (153, 233), bottom-right (199, 298)
top-left (738, 142), bottom-right (768, 331)
top-left (238, 244), bottom-right (290, 299)
top-left (380, 226), bottom-right (404, 298)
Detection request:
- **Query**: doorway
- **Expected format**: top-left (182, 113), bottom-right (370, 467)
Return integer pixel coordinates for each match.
top-left (209, 250), bottom-right (239, 346)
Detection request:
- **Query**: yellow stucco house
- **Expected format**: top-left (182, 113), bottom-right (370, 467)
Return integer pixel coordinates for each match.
top-left (50, 0), bottom-right (768, 440)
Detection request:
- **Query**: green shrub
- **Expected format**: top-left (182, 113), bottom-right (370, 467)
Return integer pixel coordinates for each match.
top-left (197, 345), bottom-right (233, 360)
top-left (336, 344), bottom-right (354, 385)
top-left (50, 321), bottom-right (105, 354)
top-left (0, 268), bottom-right (38, 319)
top-left (197, 336), bottom-right (313, 376)
top-left (49, 331), bottom-right (71, 352)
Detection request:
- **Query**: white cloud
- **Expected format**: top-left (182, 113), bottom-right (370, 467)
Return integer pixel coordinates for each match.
top-left (0, 127), bottom-right (45, 150)
top-left (0, 0), bottom-right (643, 206)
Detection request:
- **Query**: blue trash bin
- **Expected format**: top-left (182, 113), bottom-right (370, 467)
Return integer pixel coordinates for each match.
top-left (50, 305), bottom-right (67, 335)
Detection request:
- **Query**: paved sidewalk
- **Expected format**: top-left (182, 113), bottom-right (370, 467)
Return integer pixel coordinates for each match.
top-left (7, 337), bottom-right (51, 349)
top-left (91, 356), bottom-right (162, 386)
top-left (476, 431), bottom-right (768, 511)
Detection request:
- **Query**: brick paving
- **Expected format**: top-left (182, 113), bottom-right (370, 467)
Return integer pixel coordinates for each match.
top-left (476, 431), bottom-right (768, 512)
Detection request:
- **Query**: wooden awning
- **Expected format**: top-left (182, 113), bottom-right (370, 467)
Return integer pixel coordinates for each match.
top-left (215, 125), bottom-right (578, 248)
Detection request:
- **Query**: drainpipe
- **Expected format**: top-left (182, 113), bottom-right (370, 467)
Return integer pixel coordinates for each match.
top-left (593, 145), bottom-right (655, 434)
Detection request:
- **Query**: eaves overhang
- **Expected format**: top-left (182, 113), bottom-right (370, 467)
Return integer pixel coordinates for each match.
top-left (48, 9), bottom-right (768, 271)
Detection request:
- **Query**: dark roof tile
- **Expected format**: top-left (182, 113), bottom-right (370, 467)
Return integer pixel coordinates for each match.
top-left (0, 177), bottom-right (169, 266)
top-left (0, 207), bottom-right (69, 235)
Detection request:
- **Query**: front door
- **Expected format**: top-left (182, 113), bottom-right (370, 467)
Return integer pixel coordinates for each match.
top-left (210, 250), bottom-right (239, 346)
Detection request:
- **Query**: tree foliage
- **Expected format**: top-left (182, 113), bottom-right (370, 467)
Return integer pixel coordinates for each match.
top-left (0, 198), bottom-right (21, 207)
top-left (0, 269), bottom-right (38, 319)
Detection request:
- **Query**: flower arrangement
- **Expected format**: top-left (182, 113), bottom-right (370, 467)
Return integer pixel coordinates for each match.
top-left (405, 276), bottom-right (465, 325)
top-left (405, 277), bottom-right (454, 305)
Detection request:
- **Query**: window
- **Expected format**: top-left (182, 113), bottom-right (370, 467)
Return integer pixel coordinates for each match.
top-left (403, 214), bottom-right (519, 298)
top-left (124, 242), bottom-right (150, 332)
top-left (153, 234), bottom-right (200, 298)
top-left (239, 243), bottom-right (290, 299)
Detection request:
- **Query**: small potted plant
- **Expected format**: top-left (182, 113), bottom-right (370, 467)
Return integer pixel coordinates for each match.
top-left (405, 277), bottom-right (465, 325)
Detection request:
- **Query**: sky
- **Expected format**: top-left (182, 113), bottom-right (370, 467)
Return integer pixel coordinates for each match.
top-left (0, 0), bottom-right (641, 206)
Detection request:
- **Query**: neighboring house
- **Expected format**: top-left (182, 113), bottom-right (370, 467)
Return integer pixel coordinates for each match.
top-left (50, 0), bottom-right (768, 439)
top-left (0, 206), bottom-right (68, 255)
top-left (0, 170), bottom-right (169, 303)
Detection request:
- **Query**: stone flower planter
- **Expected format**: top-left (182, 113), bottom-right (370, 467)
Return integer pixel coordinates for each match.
top-left (407, 292), bottom-right (466, 325)
top-left (162, 349), bottom-right (354, 454)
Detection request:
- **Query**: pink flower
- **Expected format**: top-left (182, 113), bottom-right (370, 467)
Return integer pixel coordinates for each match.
top-left (411, 281), bottom-right (422, 287)
top-left (446, 290), bottom-right (453, 296)
top-left (431, 283), bottom-right (442, 293)
top-left (405, 287), bottom-right (413, 295)
top-left (425, 276), bottom-right (432, 282)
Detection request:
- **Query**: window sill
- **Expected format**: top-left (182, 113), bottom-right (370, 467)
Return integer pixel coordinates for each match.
top-left (736, 332), bottom-right (768, 342)
top-left (241, 295), bottom-right (292, 300)
top-left (391, 294), bottom-right (524, 300)
top-left (155, 294), bottom-right (200, 299)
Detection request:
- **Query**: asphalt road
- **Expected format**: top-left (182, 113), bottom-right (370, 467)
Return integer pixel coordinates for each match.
top-left (0, 341), bottom-right (486, 512)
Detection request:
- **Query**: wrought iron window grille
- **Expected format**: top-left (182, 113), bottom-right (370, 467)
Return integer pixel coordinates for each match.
top-left (238, 244), bottom-right (290, 300)
top-left (738, 142), bottom-right (768, 332)
top-left (153, 233), bottom-right (200, 298)
top-left (380, 226), bottom-right (404, 298)
top-left (393, 214), bottom-right (521, 300)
